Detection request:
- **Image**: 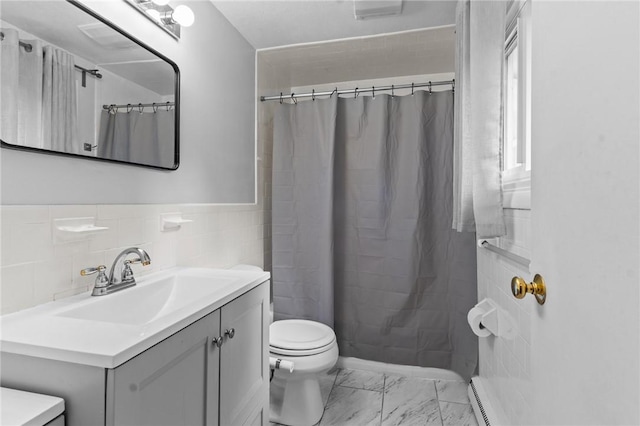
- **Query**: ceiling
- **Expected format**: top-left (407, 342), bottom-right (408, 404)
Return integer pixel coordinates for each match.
top-left (211, 0), bottom-right (457, 50)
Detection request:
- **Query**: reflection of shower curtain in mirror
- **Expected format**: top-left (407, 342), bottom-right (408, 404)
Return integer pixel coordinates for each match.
top-left (97, 109), bottom-right (175, 167)
top-left (0, 28), bottom-right (77, 151)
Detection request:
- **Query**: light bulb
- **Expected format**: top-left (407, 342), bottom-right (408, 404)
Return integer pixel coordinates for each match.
top-left (172, 5), bottom-right (194, 27)
top-left (151, 0), bottom-right (170, 5)
top-left (146, 8), bottom-right (161, 20)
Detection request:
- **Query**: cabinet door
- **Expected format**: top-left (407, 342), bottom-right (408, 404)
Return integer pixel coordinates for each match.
top-left (108, 310), bottom-right (221, 426)
top-left (219, 282), bottom-right (269, 426)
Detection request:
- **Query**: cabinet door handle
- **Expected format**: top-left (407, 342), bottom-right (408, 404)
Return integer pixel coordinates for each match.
top-left (212, 336), bottom-right (224, 348)
top-left (224, 328), bottom-right (235, 339)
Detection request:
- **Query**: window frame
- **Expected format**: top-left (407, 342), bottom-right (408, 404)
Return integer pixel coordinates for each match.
top-left (502, 0), bottom-right (531, 210)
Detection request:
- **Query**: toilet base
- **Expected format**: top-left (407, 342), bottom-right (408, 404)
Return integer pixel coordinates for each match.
top-left (270, 373), bottom-right (324, 426)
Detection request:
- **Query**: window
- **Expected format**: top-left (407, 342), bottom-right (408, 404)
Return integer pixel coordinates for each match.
top-left (502, 0), bottom-right (531, 209)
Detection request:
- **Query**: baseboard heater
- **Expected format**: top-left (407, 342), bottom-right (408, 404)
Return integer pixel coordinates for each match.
top-left (468, 377), bottom-right (499, 426)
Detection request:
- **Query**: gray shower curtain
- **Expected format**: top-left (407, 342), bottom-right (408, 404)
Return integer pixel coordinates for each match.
top-left (98, 109), bottom-right (174, 167)
top-left (272, 91), bottom-right (478, 378)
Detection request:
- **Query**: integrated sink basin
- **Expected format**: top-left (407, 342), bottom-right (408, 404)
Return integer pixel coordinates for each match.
top-left (0, 267), bottom-right (270, 368)
top-left (57, 271), bottom-right (236, 326)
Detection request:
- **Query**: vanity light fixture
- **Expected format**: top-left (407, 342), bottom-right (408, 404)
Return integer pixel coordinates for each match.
top-left (124, 0), bottom-right (194, 40)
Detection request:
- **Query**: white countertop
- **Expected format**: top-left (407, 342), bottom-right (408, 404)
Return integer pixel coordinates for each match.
top-left (0, 267), bottom-right (270, 369)
top-left (1, 387), bottom-right (64, 426)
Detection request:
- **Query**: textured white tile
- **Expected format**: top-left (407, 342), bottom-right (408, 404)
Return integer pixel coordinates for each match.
top-left (1, 206), bottom-right (49, 225)
top-left (1, 264), bottom-right (35, 313)
top-left (33, 258), bottom-right (73, 301)
top-left (335, 369), bottom-right (385, 392)
top-left (2, 222), bottom-right (53, 266)
top-left (439, 402), bottom-right (477, 426)
top-left (49, 205), bottom-right (96, 220)
top-left (117, 218), bottom-right (145, 247)
top-left (1, 202), bottom-right (267, 311)
top-left (436, 380), bottom-right (470, 404)
top-left (382, 375), bottom-right (440, 426)
top-left (320, 386), bottom-right (382, 426)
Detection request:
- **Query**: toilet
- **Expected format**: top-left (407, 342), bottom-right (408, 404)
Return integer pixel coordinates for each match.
top-left (231, 265), bottom-right (339, 426)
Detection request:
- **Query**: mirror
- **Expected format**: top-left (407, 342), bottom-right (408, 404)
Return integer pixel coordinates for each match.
top-left (0, 0), bottom-right (180, 170)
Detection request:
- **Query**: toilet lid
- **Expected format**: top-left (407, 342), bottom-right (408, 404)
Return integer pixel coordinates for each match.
top-left (270, 319), bottom-right (336, 352)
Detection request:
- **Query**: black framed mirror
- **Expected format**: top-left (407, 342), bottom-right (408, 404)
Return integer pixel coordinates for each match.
top-left (0, 0), bottom-right (180, 170)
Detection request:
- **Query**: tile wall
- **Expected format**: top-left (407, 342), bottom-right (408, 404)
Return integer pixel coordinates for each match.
top-left (476, 208), bottom-right (533, 424)
top-left (0, 203), bottom-right (267, 315)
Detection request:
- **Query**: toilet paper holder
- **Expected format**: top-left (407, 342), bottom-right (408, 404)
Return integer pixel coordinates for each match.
top-left (468, 298), bottom-right (505, 337)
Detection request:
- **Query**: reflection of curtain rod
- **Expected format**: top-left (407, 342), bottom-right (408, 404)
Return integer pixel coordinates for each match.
top-left (75, 65), bottom-right (102, 88)
top-left (102, 101), bottom-right (175, 112)
top-left (0, 31), bottom-right (33, 52)
top-left (260, 80), bottom-right (455, 102)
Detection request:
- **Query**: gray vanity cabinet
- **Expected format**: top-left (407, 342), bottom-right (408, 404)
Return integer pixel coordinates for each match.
top-left (107, 281), bottom-right (269, 426)
top-left (219, 283), bottom-right (269, 425)
top-left (107, 310), bottom-right (221, 425)
top-left (1, 281), bottom-right (269, 426)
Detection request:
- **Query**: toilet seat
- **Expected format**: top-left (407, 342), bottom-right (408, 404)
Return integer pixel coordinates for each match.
top-left (270, 319), bottom-right (336, 357)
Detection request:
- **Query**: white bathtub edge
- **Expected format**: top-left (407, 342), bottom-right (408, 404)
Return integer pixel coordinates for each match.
top-left (335, 356), bottom-right (465, 381)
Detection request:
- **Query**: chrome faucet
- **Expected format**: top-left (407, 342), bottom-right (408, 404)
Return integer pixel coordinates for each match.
top-left (81, 247), bottom-right (151, 296)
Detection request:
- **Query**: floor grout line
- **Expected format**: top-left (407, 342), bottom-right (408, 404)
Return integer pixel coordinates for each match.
top-left (434, 380), bottom-right (445, 426)
top-left (379, 374), bottom-right (386, 426)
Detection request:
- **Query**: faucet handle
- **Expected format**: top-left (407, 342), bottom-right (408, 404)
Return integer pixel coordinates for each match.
top-left (124, 257), bottom-right (151, 267)
top-left (80, 265), bottom-right (109, 288)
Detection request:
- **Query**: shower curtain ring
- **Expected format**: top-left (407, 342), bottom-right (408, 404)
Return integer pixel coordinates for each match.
top-left (391, 85), bottom-right (395, 98)
top-left (411, 83), bottom-right (414, 96)
top-left (354, 87), bottom-right (358, 98)
top-left (330, 88), bottom-right (337, 98)
top-left (166, 101), bottom-right (172, 111)
top-left (291, 93), bottom-right (297, 104)
top-left (126, 104), bottom-right (133, 113)
top-left (312, 89), bottom-right (315, 101)
top-left (279, 92), bottom-right (283, 104)
top-left (372, 86), bottom-right (375, 99)
top-left (429, 81), bottom-right (432, 94)
top-left (138, 103), bottom-right (144, 113)
top-left (152, 103), bottom-right (159, 113)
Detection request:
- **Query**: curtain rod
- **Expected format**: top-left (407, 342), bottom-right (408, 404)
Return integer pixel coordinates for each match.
top-left (0, 31), bottom-right (33, 52)
top-left (102, 101), bottom-right (175, 111)
top-left (260, 79), bottom-right (454, 102)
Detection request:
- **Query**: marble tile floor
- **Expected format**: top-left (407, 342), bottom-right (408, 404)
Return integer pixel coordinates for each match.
top-left (270, 368), bottom-right (478, 426)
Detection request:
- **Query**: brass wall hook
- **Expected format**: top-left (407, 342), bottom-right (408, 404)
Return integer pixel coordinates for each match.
top-left (511, 274), bottom-right (547, 305)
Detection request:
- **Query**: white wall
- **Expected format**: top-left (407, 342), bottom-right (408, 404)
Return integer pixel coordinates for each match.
top-left (477, 1), bottom-right (639, 424)
top-left (0, 0), bottom-right (256, 204)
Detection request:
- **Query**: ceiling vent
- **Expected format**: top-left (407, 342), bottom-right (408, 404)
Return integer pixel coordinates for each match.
top-left (78, 23), bottom-right (138, 50)
top-left (354, 0), bottom-right (403, 20)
